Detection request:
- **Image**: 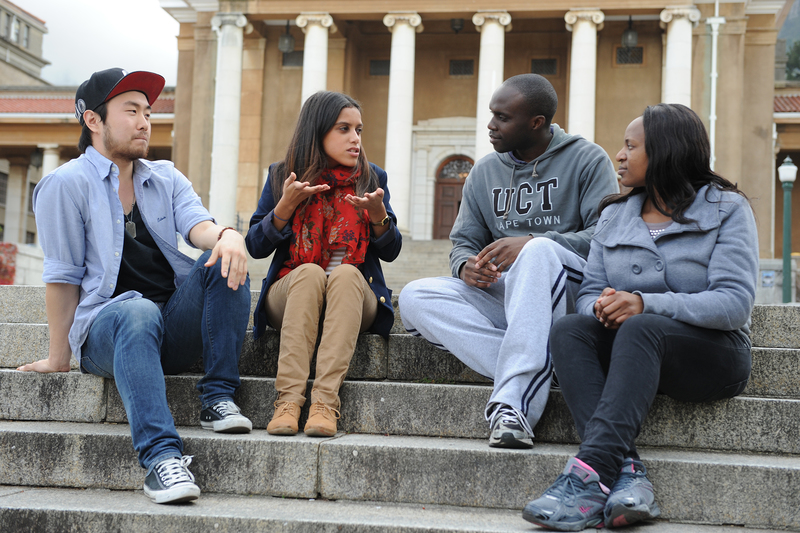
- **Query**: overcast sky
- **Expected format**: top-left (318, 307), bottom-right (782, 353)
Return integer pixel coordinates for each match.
top-left (12, 0), bottom-right (179, 86)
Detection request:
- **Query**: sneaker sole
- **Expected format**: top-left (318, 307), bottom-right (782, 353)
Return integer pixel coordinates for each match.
top-left (489, 432), bottom-right (533, 449)
top-left (143, 483), bottom-right (200, 504)
top-left (522, 507), bottom-right (604, 532)
top-left (605, 502), bottom-right (661, 528)
top-left (200, 419), bottom-right (252, 433)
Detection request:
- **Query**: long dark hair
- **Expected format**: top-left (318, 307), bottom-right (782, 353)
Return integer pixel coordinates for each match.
top-left (271, 91), bottom-right (378, 201)
top-left (599, 103), bottom-right (746, 223)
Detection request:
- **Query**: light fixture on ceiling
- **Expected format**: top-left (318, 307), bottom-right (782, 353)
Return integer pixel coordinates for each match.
top-left (451, 18), bottom-right (464, 34)
top-left (622, 16), bottom-right (638, 48)
top-left (278, 21), bottom-right (295, 54)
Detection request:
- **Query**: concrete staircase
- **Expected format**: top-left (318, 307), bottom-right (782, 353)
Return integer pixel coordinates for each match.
top-left (0, 284), bottom-right (798, 532)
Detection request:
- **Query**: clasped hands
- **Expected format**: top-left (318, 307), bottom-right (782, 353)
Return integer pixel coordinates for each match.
top-left (594, 288), bottom-right (643, 329)
top-left (460, 236), bottom-right (532, 288)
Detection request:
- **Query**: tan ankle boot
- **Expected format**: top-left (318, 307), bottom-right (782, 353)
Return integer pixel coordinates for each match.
top-left (267, 401), bottom-right (301, 435)
top-left (304, 402), bottom-right (340, 437)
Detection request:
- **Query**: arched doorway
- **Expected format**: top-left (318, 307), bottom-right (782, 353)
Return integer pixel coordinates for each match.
top-left (433, 155), bottom-right (473, 239)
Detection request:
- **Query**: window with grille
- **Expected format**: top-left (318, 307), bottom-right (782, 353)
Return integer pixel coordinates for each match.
top-left (28, 181), bottom-right (35, 213)
top-left (616, 46), bottom-right (644, 65)
top-left (282, 50), bottom-right (304, 67)
top-left (369, 60), bottom-right (390, 76)
top-left (438, 157), bottom-right (473, 180)
top-left (531, 59), bottom-right (558, 76)
top-left (0, 172), bottom-right (7, 206)
top-left (449, 59), bottom-right (474, 77)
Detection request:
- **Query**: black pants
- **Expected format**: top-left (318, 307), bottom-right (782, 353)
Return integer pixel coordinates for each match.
top-left (550, 313), bottom-right (751, 487)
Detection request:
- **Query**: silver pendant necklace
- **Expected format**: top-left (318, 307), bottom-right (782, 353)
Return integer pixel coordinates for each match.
top-left (125, 201), bottom-right (136, 238)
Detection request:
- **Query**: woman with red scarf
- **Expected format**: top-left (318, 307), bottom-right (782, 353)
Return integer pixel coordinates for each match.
top-left (246, 91), bottom-right (402, 437)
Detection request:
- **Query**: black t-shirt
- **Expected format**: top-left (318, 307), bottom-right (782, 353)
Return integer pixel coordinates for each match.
top-left (113, 203), bottom-right (176, 303)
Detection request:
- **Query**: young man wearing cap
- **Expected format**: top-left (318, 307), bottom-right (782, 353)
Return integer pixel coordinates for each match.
top-left (18, 68), bottom-right (253, 504)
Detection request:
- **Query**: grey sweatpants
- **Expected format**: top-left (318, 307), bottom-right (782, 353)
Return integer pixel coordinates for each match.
top-left (399, 238), bottom-right (586, 432)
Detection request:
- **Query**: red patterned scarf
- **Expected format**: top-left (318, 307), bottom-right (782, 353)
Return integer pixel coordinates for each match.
top-left (278, 166), bottom-right (370, 279)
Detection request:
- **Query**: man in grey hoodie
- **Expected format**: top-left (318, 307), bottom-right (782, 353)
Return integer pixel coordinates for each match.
top-left (399, 74), bottom-right (618, 448)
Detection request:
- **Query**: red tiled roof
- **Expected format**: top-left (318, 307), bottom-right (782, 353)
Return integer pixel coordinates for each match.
top-left (0, 96), bottom-right (174, 114)
top-left (775, 95), bottom-right (800, 113)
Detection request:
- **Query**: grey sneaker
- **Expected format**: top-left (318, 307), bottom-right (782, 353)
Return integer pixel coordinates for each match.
top-left (523, 457), bottom-right (608, 531)
top-left (143, 455), bottom-right (200, 504)
top-left (200, 400), bottom-right (252, 433)
top-left (604, 458), bottom-right (661, 528)
top-left (487, 404), bottom-right (534, 448)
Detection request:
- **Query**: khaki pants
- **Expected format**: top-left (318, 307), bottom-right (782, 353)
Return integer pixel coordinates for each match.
top-left (266, 263), bottom-right (377, 408)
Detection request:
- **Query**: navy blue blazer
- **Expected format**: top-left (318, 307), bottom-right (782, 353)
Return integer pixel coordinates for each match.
top-left (246, 162), bottom-right (402, 339)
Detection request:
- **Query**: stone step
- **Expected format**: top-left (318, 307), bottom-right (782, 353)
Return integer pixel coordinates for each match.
top-left (3, 285), bottom-right (799, 350)
top-left (2, 323), bottom-right (797, 399)
top-left (2, 369), bottom-right (798, 455)
top-left (2, 486), bottom-right (789, 533)
top-left (0, 421), bottom-right (797, 529)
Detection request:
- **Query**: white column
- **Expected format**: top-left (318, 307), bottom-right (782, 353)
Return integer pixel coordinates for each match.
top-left (660, 6), bottom-right (701, 106)
top-left (297, 12), bottom-right (336, 105)
top-left (565, 9), bottom-right (604, 142)
top-left (3, 159), bottom-right (25, 243)
top-left (472, 11), bottom-right (512, 161)
top-left (383, 12), bottom-right (423, 234)
top-left (38, 144), bottom-right (60, 177)
top-left (209, 13), bottom-right (247, 227)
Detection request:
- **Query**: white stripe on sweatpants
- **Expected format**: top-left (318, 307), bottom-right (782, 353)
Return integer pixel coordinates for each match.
top-left (399, 237), bottom-right (586, 432)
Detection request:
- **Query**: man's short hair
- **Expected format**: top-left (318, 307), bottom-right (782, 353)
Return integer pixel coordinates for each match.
top-left (78, 102), bottom-right (107, 154)
top-left (502, 74), bottom-right (558, 126)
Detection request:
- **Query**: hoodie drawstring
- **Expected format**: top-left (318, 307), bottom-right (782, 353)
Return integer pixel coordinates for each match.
top-left (503, 160), bottom-right (538, 220)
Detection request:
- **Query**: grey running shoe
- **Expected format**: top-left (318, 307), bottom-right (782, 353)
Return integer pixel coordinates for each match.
top-left (604, 458), bottom-right (661, 528)
top-left (523, 457), bottom-right (608, 531)
top-left (143, 455), bottom-right (200, 504)
top-left (487, 404), bottom-right (534, 449)
top-left (200, 400), bottom-right (252, 433)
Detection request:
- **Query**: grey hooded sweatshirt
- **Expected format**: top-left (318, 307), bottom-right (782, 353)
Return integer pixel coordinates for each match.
top-left (449, 124), bottom-right (619, 278)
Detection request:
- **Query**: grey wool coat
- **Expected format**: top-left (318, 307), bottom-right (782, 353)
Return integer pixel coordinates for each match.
top-left (576, 185), bottom-right (758, 337)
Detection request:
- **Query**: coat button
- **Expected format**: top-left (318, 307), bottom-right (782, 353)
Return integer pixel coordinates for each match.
top-left (369, 276), bottom-right (373, 283)
top-left (655, 261), bottom-right (664, 271)
top-left (380, 296), bottom-right (386, 303)
top-left (632, 264), bottom-right (642, 274)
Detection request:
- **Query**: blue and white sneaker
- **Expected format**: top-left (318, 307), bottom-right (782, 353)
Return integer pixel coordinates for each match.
top-left (200, 400), bottom-right (252, 433)
top-left (523, 457), bottom-right (608, 531)
top-left (605, 458), bottom-right (661, 528)
top-left (143, 455), bottom-right (200, 504)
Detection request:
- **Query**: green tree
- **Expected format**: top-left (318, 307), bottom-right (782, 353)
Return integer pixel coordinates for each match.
top-left (787, 39), bottom-right (800, 80)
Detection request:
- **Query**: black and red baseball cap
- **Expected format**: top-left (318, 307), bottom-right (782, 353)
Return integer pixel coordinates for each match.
top-left (75, 68), bottom-right (165, 125)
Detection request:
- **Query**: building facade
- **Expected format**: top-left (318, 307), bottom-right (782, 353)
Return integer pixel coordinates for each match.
top-left (0, 0), bottom-right (48, 87)
top-left (161, 0), bottom-right (790, 260)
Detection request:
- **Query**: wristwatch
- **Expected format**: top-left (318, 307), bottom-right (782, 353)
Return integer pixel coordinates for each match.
top-left (371, 215), bottom-right (391, 227)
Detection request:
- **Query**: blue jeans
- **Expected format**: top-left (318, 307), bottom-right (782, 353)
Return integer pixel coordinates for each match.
top-left (80, 251), bottom-right (250, 473)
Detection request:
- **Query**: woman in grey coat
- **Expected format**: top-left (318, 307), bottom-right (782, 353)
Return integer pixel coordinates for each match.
top-left (523, 104), bottom-right (758, 531)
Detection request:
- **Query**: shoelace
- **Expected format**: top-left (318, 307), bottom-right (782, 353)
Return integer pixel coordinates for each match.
top-left (487, 404), bottom-right (534, 437)
top-left (156, 455), bottom-right (195, 487)
top-left (273, 401), bottom-right (296, 417)
top-left (212, 400), bottom-right (241, 417)
top-left (546, 473), bottom-right (586, 504)
top-left (612, 469), bottom-right (644, 491)
top-left (310, 402), bottom-right (341, 420)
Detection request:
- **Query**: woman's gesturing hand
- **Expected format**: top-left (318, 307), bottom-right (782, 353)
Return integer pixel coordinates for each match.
top-left (272, 172), bottom-right (331, 230)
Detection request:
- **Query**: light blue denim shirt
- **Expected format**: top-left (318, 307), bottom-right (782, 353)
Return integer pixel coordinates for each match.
top-left (33, 146), bottom-right (214, 361)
